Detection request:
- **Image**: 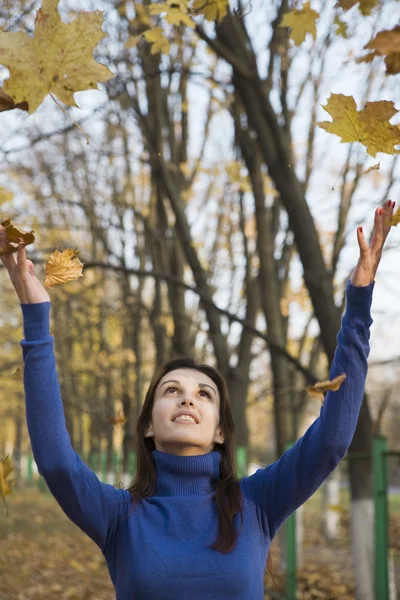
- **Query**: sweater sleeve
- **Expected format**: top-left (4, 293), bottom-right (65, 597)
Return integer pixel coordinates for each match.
top-left (20, 302), bottom-right (131, 555)
top-left (240, 280), bottom-right (374, 541)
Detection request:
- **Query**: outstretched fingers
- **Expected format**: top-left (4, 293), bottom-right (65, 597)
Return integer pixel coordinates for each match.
top-left (357, 225), bottom-right (369, 256)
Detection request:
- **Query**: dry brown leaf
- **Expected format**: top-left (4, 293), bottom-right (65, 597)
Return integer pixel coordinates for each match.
top-left (0, 218), bottom-right (35, 256)
top-left (364, 162), bottom-right (380, 174)
top-left (44, 248), bottom-right (84, 287)
top-left (307, 373), bottom-right (347, 402)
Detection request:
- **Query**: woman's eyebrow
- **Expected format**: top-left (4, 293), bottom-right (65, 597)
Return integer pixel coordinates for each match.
top-left (160, 379), bottom-right (217, 395)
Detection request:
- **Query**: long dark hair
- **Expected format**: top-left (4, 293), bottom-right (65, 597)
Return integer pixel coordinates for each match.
top-left (122, 356), bottom-right (274, 573)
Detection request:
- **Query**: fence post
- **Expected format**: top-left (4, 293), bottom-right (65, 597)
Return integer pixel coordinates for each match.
top-left (101, 450), bottom-right (107, 482)
top-left (235, 446), bottom-right (248, 479)
top-left (27, 455), bottom-right (33, 483)
top-left (285, 441), bottom-right (297, 600)
top-left (373, 436), bottom-right (389, 600)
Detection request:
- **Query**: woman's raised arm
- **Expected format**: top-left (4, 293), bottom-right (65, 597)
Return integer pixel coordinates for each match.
top-left (240, 201), bottom-right (394, 541)
top-left (1, 226), bottom-right (131, 554)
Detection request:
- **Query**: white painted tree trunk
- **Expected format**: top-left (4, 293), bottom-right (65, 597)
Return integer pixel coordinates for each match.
top-left (351, 498), bottom-right (374, 600)
top-left (389, 549), bottom-right (397, 600)
top-left (321, 472), bottom-right (340, 540)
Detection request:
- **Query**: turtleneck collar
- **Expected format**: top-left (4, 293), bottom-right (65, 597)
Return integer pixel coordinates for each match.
top-left (151, 449), bottom-right (222, 497)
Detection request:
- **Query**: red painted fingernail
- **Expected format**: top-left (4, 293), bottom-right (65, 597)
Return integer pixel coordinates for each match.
top-left (378, 208), bottom-right (383, 215)
top-left (388, 200), bottom-right (391, 206)
top-left (392, 201), bottom-right (395, 208)
top-left (359, 227), bottom-right (363, 233)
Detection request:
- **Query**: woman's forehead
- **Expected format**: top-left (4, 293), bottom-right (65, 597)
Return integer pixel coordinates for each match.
top-left (158, 368), bottom-right (216, 390)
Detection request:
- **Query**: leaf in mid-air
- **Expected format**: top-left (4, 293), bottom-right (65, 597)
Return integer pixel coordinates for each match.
top-left (279, 2), bottom-right (320, 46)
top-left (0, 455), bottom-right (17, 517)
top-left (45, 248), bottom-right (84, 287)
top-left (317, 94), bottom-right (400, 158)
top-left (0, 218), bottom-right (35, 256)
top-left (307, 373), bottom-right (347, 402)
top-left (0, 0), bottom-right (115, 114)
top-left (358, 26), bottom-right (400, 75)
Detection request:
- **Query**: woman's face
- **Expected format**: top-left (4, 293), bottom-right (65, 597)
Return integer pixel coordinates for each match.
top-left (144, 368), bottom-right (224, 456)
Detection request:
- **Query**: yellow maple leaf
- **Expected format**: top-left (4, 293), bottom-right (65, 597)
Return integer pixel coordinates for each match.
top-left (279, 2), bottom-right (319, 46)
top-left (307, 373), bottom-right (347, 403)
top-left (0, 455), bottom-right (17, 517)
top-left (192, 0), bottom-right (228, 23)
top-left (45, 248), bottom-right (84, 287)
top-left (317, 94), bottom-right (400, 158)
top-left (358, 26), bottom-right (400, 76)
top-left (143, 27), bottom-right (170, 55)
top-left (149, 2), bottom-right (195, 27)
top-left (334, 0), bottom-right (380, 15)
top-left (0, 218), bottom-right (35, 256)
top-left (0, 0), bottom-right (115, 114)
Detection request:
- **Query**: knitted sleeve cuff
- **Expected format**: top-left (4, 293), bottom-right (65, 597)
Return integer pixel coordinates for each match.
top-left (20, 302), bottom-right (51, 340)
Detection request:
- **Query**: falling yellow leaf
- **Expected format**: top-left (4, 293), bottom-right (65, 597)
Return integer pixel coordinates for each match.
top-left (0, 455), bottom-right (17, 517)
top-left (0, 0), bottom-right (115, 114)
top-left (45, 248), bottom-right (84, 287)
top-left (357, 26), bottom-right (400, 76)
top-left (279, 2), bottom-right (320, 46)
top-left (364, 162), bottom-right (380, 174)
top-left (308, 373), bottom-right (347, 402)
top-left (317, 94), bottom-right (400, 158)
top-left (192, 0), bottom-right (228, 23)
top-left (334, 0), bottom-right (380, 16)
top-left (143, 27), bottom-right (170, 55)
top-left (0, 218), bottom-right (35, 256)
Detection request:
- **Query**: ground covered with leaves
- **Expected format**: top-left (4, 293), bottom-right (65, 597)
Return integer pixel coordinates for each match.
top-left (1, 486), bottom-right (399, 600)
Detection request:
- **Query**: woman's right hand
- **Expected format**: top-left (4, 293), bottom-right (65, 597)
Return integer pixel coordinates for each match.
top-left (0, 224), bottom-right (50, 304)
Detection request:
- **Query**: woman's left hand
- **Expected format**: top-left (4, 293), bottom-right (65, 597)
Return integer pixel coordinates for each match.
top-left (350, 200), bottom-right (395, 287)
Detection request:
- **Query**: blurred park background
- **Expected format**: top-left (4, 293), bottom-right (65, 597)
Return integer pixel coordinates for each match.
top-left (0, 0), bottom-right (399, 599)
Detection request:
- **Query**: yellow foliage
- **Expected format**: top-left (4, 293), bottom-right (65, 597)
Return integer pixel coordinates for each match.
top-left (279, 2), bottom-right (319, 46)
top-left (334, 16), bottom-right (348, 38)
top-left (44, 248), bottom-right (84, 288)
top-left (335, 0), bottom-right (380, 16)
top-left (0, 187), bottom-right (13, 205)
top-left (389, 206), bottom-right (400, 227)
top-left (308, 373), bottom-right (347, 403)
top-left (0, 454), bottom-right (17, 517)
top-left (0, 0), bottom-right (114, 114)
top-left (143, 27), bottom-right (170, 55)
top-left (149, 2), bottom-right (195, 28)
top-left (358, 26), bottom-right (400, 76)
top-left (192, 0), bottom-right (228, 23)
top-left (317, 94), bottom-right (400, 158)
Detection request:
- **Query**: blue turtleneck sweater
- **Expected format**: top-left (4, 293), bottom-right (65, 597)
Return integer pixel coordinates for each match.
top-left (20, 281), bottom-right (373, 599)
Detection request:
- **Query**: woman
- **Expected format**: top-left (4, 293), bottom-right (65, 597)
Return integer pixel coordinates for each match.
top-left (0, 201), bottom-right (394, 599)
